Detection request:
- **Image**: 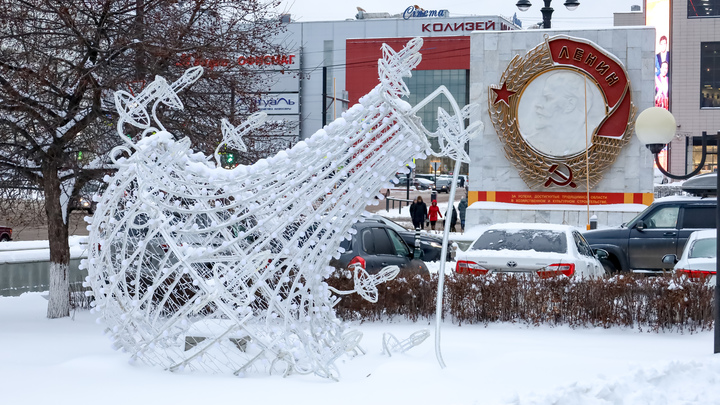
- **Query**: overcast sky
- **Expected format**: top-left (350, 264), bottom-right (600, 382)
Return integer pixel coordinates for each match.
top-left (277, 1), bottom-right (644, 29)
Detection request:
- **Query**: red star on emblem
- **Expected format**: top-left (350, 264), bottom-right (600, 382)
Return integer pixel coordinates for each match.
top-left (491, 82), bottom-right (516, 106)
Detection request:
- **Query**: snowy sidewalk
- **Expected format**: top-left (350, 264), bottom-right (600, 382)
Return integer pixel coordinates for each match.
top-left (1, 293), bottom-right (718, 405)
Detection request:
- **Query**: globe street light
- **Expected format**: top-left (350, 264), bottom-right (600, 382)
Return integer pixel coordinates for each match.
top-left (635, 106), bottom-right (720, 354)
top-left (516, 0), bottom-right (580, 29)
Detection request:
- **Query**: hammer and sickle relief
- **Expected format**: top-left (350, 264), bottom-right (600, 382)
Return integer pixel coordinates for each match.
top-left (544, 164), bottom-right (577, 188)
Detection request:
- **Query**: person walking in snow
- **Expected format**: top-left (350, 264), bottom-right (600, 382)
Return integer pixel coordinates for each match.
top-left (428, 199), bottom-right (442, 230)
top-left (450, 204), bottom-right (458, 232)
top-left (458, 195), bottom-right (468, 232)
top-left (409, 197), bottom-right (418, 228)
top-left (411, 196), bottom-right (427, 230)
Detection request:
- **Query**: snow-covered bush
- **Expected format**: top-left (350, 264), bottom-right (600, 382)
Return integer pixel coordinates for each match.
top-left (328, 272), bottom-right (714, 332)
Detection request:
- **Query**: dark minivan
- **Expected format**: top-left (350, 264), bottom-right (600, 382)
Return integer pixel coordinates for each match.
top-left (583, 197), bottom-right (716, 272)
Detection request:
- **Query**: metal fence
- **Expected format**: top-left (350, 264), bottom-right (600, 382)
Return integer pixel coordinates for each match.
top-left (385, 197), bottom-right (413, 214)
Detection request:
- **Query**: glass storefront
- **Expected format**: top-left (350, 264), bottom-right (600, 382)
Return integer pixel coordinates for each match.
top-left (701, 42), bottom-right (720, 108)
top-left (403, 69), bottom-right (469, 175)
top-left (688, 136), bottom-right (718, 173)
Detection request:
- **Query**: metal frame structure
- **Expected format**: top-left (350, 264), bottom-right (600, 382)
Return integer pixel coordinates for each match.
top-left (84, 38), bottom-right (480, 378)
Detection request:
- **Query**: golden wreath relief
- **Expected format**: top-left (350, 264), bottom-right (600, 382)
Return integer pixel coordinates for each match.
top-left (488, 35), bottom-right (637, 190)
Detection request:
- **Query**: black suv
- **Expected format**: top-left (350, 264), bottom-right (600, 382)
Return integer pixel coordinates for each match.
top-left (329, 219), bottom-right (428, 275)
top-left (582, 197), bottom-right (716, 272)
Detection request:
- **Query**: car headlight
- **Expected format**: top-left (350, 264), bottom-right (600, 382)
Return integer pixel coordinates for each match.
top-left (424, 241), bottom-right (442, 249)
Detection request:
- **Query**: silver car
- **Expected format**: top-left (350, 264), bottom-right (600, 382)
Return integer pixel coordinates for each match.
top-left (455, 223), bottom-right (607, 279)
top-left (663, 229), bottom-right (717, 283)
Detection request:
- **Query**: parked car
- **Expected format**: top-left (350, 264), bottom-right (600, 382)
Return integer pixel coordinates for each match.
top-left (329, 219), bottom-right (428, 275)
top-left (435, 177), bottom-right (453, 193)
top-left (662, 229), bottom-right (716, 283)
top-left (393, 176), bottom-right (434, 191)
top-left (583, 196), bottom-right (716, 273)
top-left (414, 178), bottom-right (435, 191)
top-left (455, 223), bottom-right (606, 278)
top-left (394, 176), bottom-right (413, 188)
top-left (69, 180), bottom-right (104, 215)
top-left (367, 214), bottom-right (449, 262)
top-left (0, 226), bottom-right (11, 242)
top-left (415, 174), bottom-right (436, 182)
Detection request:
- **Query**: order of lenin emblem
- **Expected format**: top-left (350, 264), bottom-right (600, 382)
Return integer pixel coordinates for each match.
top-left (488, 35), bottom-right (636, 190)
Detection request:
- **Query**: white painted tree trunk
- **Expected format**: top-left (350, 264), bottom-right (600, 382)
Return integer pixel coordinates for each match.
top-left (47, 262), bottom-right (70, 318)
top-left (43, 162), bottom-right (72, 319)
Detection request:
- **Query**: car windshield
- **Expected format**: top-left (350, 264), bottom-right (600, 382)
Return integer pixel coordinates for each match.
top-left (471, 229), bottom-right (567, 254)
top-left (689, 238), bottom-right (717, 258)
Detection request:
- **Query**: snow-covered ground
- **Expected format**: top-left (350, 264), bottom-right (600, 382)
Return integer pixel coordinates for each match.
top-left (2, 205), bottom-right (719, 404)
top-left (0, 235), bottom-right (88, 263)
top-left (2, 292), bottom-right (719, 405)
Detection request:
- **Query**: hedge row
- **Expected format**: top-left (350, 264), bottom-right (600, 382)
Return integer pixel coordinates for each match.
top-left (328, 272), bottom-right (715, 333)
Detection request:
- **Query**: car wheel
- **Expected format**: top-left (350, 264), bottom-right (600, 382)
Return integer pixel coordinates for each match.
top-left (0, 235), bottom-right (9, 242)
top-left (600, 258), bottom-right (618, 274)
top-left (402, 259), bottom-right (429, 276)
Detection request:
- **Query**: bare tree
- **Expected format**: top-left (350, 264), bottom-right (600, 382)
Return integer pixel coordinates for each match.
top-left (0, 0), bottom-right (286, 318)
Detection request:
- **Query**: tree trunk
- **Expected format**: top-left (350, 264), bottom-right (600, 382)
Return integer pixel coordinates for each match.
top-left (44, 166), bottom-right (71, 318)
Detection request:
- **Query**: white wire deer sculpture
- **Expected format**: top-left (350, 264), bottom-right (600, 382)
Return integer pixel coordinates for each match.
top-left (84, 37), bottom-right (480, 379)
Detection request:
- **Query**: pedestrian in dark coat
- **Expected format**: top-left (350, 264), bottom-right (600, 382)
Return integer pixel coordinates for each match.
top-left (411, 196), bottom-right (427, 230)
top-left (458, 195), bottom-right (468, 232)
top-left (450, 205), bottom-right (458, 232)
top-left (409, 197), bottom-right (418, 227)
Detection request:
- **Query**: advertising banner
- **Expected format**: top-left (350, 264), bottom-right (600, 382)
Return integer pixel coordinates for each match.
top-left (239, 93), bottom-right (299, 115)
top-left (646, 0), bottom-right (670, 111)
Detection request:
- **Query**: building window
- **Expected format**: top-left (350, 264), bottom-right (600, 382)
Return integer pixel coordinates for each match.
top-left (402, 69), bottom-right (469, 175)
top-left (701, 42), bottom-right (720, 108)
top-left (403, 69), bottom-right (468, 132)
top-left (688, 0), bottom-right (720, 17)
top-left (689, 136), bottom-right (718, 173)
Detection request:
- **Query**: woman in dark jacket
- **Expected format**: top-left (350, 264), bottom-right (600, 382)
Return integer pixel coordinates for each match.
top-left (409, 197), bottom-right (417, 225)
top-left (450, 204), bottom-right (458, 232)
top-left (411, 196), bottom-right (427, 230)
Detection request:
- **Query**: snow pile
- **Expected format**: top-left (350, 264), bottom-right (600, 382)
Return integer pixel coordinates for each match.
top-left (511, 357), bottom-right (720, 404)
top-left (2, 292), bottom-right (719, 405)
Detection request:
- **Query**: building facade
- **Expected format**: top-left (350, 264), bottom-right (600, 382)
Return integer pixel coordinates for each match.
top-left (271, 10), bottom-right (520, 174)
top-left (621, 1), bottom-right (720, 176)
top-left (669, 0), bottom-right (720, 175)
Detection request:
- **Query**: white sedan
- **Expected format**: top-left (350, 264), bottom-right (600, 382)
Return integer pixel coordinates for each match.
top-left (663, 229), bottom-right (716, 283)
top-left (455, 223), bottom-right (606, 279)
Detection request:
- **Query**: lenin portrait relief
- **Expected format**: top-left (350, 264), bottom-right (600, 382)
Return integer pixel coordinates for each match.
top-left (517, 69), bottom-right (606, 157)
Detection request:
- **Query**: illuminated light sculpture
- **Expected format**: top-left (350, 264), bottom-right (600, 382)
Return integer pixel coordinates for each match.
top-left (84, 37), bottom-right (480, 379)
